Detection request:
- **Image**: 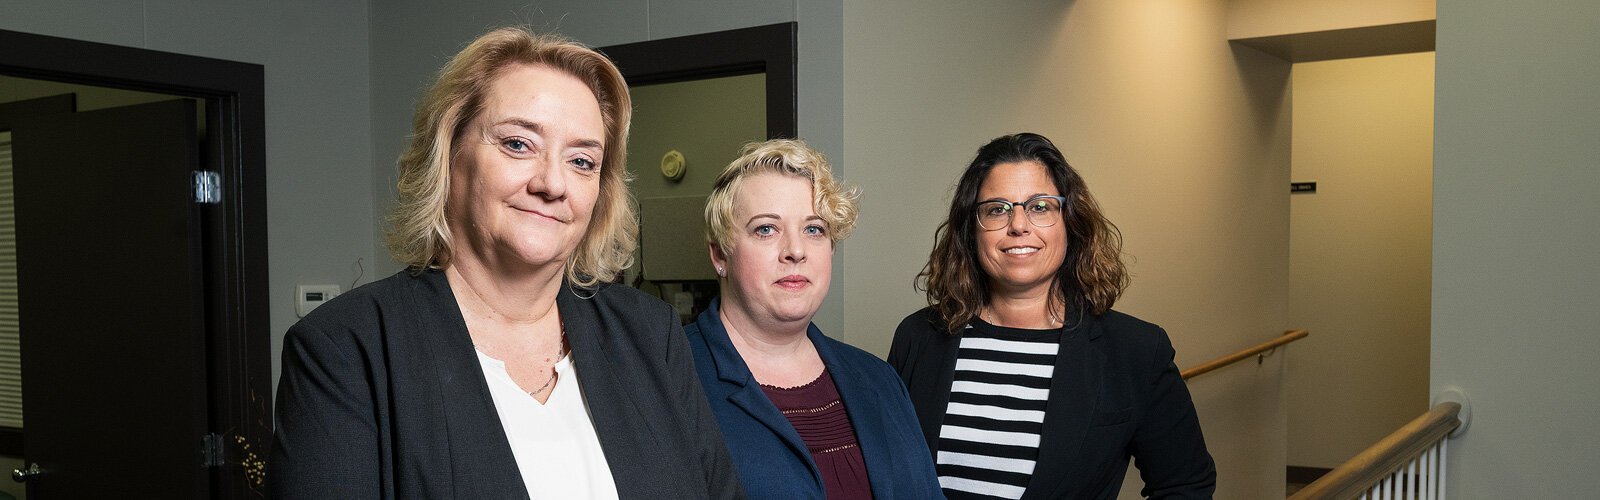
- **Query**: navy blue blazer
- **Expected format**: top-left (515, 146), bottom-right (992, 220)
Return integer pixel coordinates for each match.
top-left (685, 298), bottom-right (943, 499)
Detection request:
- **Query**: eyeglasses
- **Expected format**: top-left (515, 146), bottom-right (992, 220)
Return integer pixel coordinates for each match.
top-left (976, 195), bottom-right (1067, 231)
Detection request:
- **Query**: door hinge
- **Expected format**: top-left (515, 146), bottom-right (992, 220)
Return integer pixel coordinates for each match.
top-left (203, 432), bottom-right (225, 467)
top-left (193, 171), bottom-right (222, 204)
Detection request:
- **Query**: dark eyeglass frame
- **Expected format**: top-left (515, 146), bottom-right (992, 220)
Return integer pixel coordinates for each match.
top-left (975, 195), bottom-right (1068, 231)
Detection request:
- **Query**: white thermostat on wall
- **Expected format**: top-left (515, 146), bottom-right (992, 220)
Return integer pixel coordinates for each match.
top-left (296, 284), bottom-right (342, 317)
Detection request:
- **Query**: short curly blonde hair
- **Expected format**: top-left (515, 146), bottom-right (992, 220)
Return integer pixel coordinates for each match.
top-left (385, 27), bottom-right (636, 287)
top-left (704, 139), bottom-right (859, 256)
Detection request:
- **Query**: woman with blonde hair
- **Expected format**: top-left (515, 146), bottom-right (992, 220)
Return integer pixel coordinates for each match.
top-left (890, 133), bottom-right (1214, 499)
top-left (269, 27), bottom-right (740, 498)
top-left (684, 139), bottom-right (941, 499)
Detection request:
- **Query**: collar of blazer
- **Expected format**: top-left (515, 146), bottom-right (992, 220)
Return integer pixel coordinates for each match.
top-left (692, 297), bottom-right (904, 499)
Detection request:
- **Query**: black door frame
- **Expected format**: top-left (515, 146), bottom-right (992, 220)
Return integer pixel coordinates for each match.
top-left (599, 22), bottom-right (798, 140)
top-left (0, 29), bottom-right (270, 497)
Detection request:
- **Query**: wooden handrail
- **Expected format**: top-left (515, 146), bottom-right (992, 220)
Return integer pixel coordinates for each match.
top-left (1181, 329), bottom-right (1308, 380)
top-left (1289, 402), bottom-right (1462, 500)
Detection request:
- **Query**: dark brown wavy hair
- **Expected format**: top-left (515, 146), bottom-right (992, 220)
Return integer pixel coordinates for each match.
top-left (916, 133), bottom-right (1129, 333)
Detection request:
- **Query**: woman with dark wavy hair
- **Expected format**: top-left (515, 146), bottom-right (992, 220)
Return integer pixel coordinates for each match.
top-left (889, 133), bottom-right (1215, 499)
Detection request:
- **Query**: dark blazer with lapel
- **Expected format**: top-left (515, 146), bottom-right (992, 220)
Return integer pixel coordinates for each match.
top-left (888, 307), bottom-right (1215, 500)
top-left (684, 298), bottom-right (942, 499)
top-left (268, 270), bottom-right (744, 499)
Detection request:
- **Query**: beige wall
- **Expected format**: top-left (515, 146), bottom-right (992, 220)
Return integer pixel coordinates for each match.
top-left (1433, 0), bottom-right (1600, 497)
top-left (842, 1), bottom-right (1292, 497)
top-left (1287, 53), bottom-right (1434, 468)
top-left (1227, 0), bottom-right (1435, 39)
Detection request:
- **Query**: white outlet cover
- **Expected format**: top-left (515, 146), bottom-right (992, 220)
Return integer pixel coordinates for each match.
top-left (296, 284), bottom-right (342, 318)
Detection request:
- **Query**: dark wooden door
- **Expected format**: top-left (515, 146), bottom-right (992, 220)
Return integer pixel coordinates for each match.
top-left (11, 99), bottom-right (209, 497)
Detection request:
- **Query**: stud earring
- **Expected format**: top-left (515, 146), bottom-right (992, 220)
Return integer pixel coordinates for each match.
top-left (715, 266), bottom-right (725, 277)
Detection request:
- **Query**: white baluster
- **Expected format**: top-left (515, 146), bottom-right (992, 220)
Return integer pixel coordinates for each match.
top-left (1440, 438), bottom-right (1449, 499)
top-left (1423, 445), bottom-right (1434, 500)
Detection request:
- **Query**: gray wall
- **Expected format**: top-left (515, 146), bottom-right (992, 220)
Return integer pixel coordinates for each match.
top-left (367, 0), bottom-right (847, 334)
top-left (1432, 0), bottom-right (1600, 496)
top-left (0, 0), bottom-right (377, 391)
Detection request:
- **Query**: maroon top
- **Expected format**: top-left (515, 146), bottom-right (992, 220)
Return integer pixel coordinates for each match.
top-left (761, 369), bottom-right (874, 499)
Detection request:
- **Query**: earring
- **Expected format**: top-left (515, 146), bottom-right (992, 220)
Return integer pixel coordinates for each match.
top-left (715, 266), bottom-right (725, 277)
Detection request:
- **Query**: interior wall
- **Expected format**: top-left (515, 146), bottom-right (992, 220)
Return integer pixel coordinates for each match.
top-left (628, 74), bottom-right (764, 288)
top-left (842, 1), bottom-right (1292, 497)
top-left (1287, 52), bottom-right (1434, 468)
top-left (629, 74), bottom-right (767, 202)
top-left (367, 0), bottom-right (847, 335)
top-left (1432, 0), bottom-right (1600, 497)
top-left (0, 0), bottom-right (376, 396)
top-left (1226, 0), bottom-right (1435, 39)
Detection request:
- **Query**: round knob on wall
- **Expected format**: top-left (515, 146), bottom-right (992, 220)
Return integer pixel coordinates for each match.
top-left (661, 150), bottom-right (687, 181)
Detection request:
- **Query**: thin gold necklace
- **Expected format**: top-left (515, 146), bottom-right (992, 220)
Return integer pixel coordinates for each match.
top-left (476, 322), bottom-right (568, 396)
top-left (527, 324), bottom-right (568, 396)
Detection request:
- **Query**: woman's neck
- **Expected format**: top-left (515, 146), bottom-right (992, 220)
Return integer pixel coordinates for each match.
top-left (718, 297), bottom-right (823, 387)
top-left (985, 285), bottom-right (1062, 330)
top-left (445, 252), bottom-right (564, 326)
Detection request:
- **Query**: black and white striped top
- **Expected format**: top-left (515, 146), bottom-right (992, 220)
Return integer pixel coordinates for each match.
top-left (936, 319), bottom-right (1060, 499)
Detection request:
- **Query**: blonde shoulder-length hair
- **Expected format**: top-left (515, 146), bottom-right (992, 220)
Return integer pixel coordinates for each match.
top-left (704, 139), bottom-right (859, 256)
top-left (385, 27), bottom-right (636, 288)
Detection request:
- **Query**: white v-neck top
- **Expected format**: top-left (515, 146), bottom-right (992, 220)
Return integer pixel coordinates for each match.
top-left (476, 349), bottom-right (619, 499)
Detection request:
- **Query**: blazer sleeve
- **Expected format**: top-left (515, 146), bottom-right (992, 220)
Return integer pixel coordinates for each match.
top-left (887, 311), bottom-right (926, 374)
top-left (1131, 327), bottom-right (1217, 499)
top-left (267, 320), bottom-right (382, 498)
top-left (887, 326), bottom-right (910, 372)
top-left (660, 306), bottom-right (745, 499)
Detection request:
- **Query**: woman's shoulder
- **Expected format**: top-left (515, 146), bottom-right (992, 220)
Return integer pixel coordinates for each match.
top-left (814, 333), bottom-right (883, 366)
top-left (813, 333), bottom-right (902, 384)
top-left (572, 281), bottom-right (677, 324)
top-left (1096, 309), bottom-right (1163, 334)
top-left (1090, 309), bottom-right (1174, 356)
top-left (291, 271), bottom-right (431, 335)
top-left (893, 306), bottom-right (942, 336)
top-left (564, 283), bottom-right (684, 360)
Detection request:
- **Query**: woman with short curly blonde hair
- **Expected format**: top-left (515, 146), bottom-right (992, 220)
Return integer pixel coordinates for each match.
top-left (271, 27), bottom-right (742, 499)
top-left (703, 139), bottom-right (858, 255)
top-left (685, 139), bottom-right (942, 498)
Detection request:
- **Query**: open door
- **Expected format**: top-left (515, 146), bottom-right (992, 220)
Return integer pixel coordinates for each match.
top-left (10, 99), bottom-right (209, 497)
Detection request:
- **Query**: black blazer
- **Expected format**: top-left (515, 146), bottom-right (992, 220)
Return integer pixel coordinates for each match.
top-left (268, 270), bottom-right (743, 499)
top-left (888, 307), bottom-right (1215, 500)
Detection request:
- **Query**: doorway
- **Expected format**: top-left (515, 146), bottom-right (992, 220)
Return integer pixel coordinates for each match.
top-left (0, 29), bottom-right (269, 498)
top-left (1284, 51), bottom-right (1436, 478)
top-left (599, 23), bottom-right (798, 321)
